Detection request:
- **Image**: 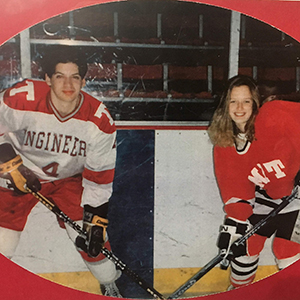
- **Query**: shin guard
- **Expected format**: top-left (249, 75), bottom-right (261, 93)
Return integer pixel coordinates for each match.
top-left (230, 255), bottom-right (259, 288)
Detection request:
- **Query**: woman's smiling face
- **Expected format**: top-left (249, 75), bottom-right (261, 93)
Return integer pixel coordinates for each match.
top-left (229, 85), bottom-right (254, 132)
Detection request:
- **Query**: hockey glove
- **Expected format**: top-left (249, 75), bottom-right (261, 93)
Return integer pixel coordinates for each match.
top-left (217, 217), bottom-right (250, 260)
top-left (75, 204), bottom-right (109, 258)
top-left (0, 143), bottom-right (41, 193)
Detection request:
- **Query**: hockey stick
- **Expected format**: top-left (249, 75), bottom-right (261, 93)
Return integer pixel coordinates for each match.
top-left (26, 187), bottom-right (165, 300)
top-left (168, 189), bottom-right (298, 299)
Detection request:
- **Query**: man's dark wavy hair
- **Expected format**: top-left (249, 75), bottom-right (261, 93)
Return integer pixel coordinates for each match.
top-left (42, 45), bottom-right (88, 78)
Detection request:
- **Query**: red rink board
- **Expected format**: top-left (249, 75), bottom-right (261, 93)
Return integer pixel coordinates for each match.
top-left (1, 0), bottom-right (300, 299)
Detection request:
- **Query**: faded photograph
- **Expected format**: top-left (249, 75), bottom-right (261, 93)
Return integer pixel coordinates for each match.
top-left (0, 1), bottom-right (300, 299)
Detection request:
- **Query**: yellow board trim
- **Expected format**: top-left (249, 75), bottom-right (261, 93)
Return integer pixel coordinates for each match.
top-left (154, 266), bottom-right (278, 297)
top-left (39, 271), bottom-right (101, 294)
top-left (38, 265), bottom-right (278, 297)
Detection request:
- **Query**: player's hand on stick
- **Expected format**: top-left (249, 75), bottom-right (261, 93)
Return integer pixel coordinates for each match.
top-left (217, 217), bottom-right (250, 259)
top-left (75, 204), bottom-right (108, 258)
top-left (0, 143), bottom-right (41, 193)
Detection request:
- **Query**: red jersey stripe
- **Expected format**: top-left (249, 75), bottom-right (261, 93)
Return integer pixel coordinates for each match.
top-left (82, 168), bottom-right (115, 185)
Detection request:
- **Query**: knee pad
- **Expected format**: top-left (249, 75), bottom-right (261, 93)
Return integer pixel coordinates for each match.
top-left (85, 257), bottom-right (121, 284)
top-left (247, 234), bottom-right (268, 256)
top-left (273, 237), bottom-right (300, 260)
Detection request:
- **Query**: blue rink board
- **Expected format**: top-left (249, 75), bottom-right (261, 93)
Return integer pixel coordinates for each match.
top-left (107, 129), bottom-right (155, 299)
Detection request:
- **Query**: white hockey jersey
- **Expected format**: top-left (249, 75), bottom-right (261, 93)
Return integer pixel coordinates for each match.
top-left (0, 79), bottom-right (116, 207)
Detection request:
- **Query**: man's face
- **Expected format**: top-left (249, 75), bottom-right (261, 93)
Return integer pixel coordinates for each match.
top-left (45, 62), bottom-right (85, 104)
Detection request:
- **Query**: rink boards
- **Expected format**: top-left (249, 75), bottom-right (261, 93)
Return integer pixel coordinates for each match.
top-left (11, 128), bottom-right (278, 298)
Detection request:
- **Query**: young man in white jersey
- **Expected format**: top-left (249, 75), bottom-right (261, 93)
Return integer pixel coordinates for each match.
top-left (0, 46), bottom-right (122, 297)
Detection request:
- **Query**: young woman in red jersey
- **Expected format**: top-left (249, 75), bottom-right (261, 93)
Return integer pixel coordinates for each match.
top-left (209, 75), bottom-right (300, 290)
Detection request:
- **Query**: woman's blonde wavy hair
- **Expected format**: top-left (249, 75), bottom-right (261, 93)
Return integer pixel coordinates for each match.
top-left (208, 75), bottom-right (260, 147)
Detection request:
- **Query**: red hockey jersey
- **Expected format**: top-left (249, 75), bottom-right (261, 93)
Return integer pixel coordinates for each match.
top-left (214, 100), bottom-right (300, 220)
